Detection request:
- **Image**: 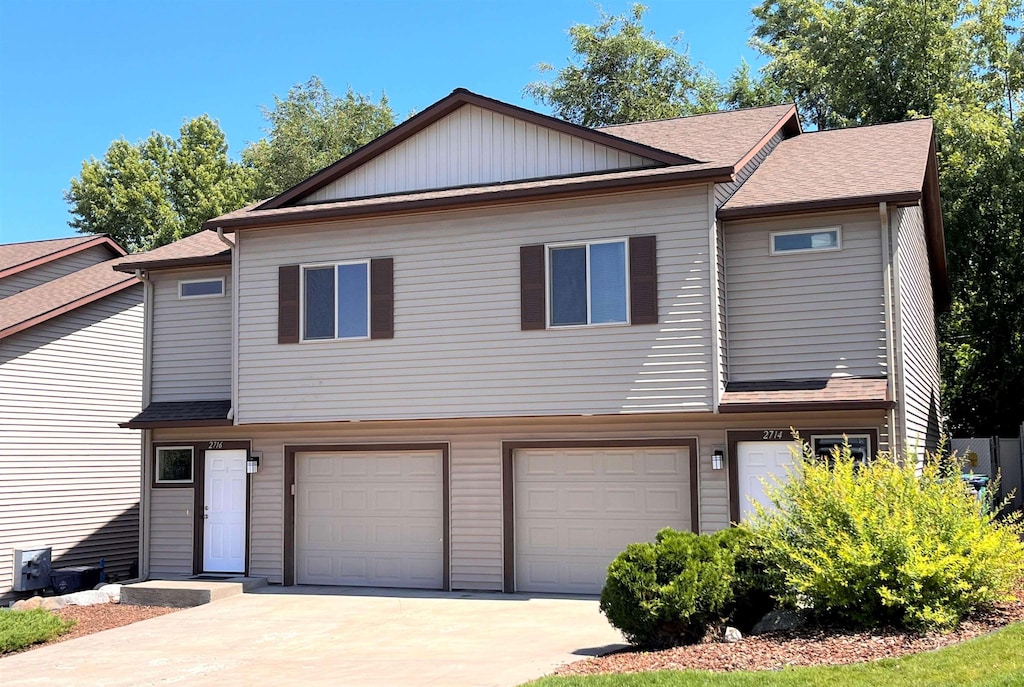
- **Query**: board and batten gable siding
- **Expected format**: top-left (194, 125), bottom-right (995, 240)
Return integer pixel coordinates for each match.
top-left (0, 245), bottom-right (115, 299)
top-left (0, 285), bottom-right (143, 598)
top-left (724, 210), bottom-right (887, 382)
top-left (150, 267), bottom-right (232, 403)
top-left (300, 104), bottom-right (659, 203)
top-left (236, 188), bottom-right (715, 424)
top-left (894, 205), bottom-right (941, 459)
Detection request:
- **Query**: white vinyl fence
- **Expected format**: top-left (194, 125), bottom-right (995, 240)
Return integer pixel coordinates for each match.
top-left (953, 422), bottom-right (1024, 514)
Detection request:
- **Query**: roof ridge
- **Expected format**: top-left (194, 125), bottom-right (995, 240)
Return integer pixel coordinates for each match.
top-left (794, 117), bottom-right (933, 137)
top-left (598, 103), bottom-right (797, 130)
top-left (0, 234), bottom-right (100, 247)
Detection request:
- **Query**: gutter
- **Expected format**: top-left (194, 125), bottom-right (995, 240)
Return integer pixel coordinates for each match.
top-left (215, 228), bottom-right (238, 425)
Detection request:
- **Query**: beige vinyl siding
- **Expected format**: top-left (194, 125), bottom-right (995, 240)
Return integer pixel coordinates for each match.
top-left (894, 205), bottom-right (941, 460)
top-left (716, 223), bottom-right (729, 392)
top-left (301, 104), bottom-right (658, 203)
top-left (724, 210), bottom-right (887, 381)
top-left (148, 409), bottom-right (883, 589)
top-left (149, 489), bottom-right (194, 576)
top-left (150, 267), bottom-right (231, 402)
top-left (0, 245), bottom-right (114, 299)
top-left (714, 131), bottom-right (785, 208)
top-left (0, 286), bottom-right (143, 598)
top-left (237, 188), bottom-right (715, 423)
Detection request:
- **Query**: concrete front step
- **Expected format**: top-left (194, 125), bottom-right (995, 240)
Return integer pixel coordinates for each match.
top-left (121, 577), bottom-right (267, 608)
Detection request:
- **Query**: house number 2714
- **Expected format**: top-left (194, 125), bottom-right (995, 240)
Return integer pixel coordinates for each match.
top-left (762, 430), bottom-right (786, 440)
top-left (208, 441), bottom-right (224, 449)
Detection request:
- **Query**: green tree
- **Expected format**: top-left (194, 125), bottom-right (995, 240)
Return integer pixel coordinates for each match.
top-left (65, 116), bottom-right (254, 252)
top-left (723, 58), bottom-right (787, 109)
top-left (242, 77), bottom-right (395, 198)
top-left (524, 4), bottom-right (721, 126)
top-left (749, 0), bottom-right (1024, 435)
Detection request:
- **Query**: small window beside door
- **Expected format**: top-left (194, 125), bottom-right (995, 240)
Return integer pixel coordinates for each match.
top-left (811, 435), bottom-right (871, 466)
top-left (156, 446), bottom-right (194, 484)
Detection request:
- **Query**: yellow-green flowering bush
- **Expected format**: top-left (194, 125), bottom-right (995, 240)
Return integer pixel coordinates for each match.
top-left (749, 440), bottom-right (1024, 631)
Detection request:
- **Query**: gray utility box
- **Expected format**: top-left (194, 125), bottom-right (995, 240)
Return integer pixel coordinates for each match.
top-left (13, 547), bottom-right (52, 591)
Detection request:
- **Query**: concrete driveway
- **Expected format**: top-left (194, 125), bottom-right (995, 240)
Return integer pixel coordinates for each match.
top-left (1, 587), bottom-right (626, 687)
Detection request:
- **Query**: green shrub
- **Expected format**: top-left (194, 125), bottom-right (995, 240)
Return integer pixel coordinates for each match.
top-left (0, 608), bottom-right (75, 654)
top-left (749, 439), bottom-right (1024, 631)
top-left (599, 528), bottom-right (740, 647)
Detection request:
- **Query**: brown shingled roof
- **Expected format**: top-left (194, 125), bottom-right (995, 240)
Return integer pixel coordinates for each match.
top-left (719, 377), bottom-right (893, 413)
top-left (599, 104), bottom-right (799, 167)
top-left (114, 229), bottom-right (234, 272)
top-left (0, 258), bottom-right (139, 340)
top-left (0, 235), bottom-right (125, 279)
top-left (719, 119), bottom-right (934, 218)
top-left (120, 400), bottom-right (232, 428)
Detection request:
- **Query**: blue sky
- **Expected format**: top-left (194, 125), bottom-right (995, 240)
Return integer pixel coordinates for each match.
top-left (0, 0), bottom-right (763, 245)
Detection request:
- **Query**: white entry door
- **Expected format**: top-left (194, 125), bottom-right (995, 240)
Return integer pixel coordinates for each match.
top-left (736, 441), bottom-right (797, 522)
top-left (204, 449), bottom-right (247, 573)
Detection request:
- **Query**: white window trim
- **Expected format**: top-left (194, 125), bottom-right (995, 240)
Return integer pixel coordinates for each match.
top-left (769, 226), bottom-right (842, 255)
top-left (810, 434), bottom-right (872, 461)
top-left (299, 259), bottom-right (371, 343)
top-left (155, 446), bottom-right (194, 484)
top-left (545, 238), bottom-right (631, 329)
top-left (178, 277), bottom-right (225, 299)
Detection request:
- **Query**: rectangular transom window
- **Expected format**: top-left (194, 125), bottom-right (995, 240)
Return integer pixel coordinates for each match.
top-left (770, 227), bottom-right (841, 255)
top-left (548, 240), bottom-right (628, 327)
top-left (156, 446), bottom-right (194, 484)
top-left (811, 434), bottom-right (871, 465)
top-left (178, 278), bottom-right (225, 299)
top-left (302, 261), bottom-right (369, 341)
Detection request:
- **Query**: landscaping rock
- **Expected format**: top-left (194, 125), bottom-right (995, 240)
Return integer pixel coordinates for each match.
top-left (723, 626), bottom-right (743, 643)
top-left (41, 596), bottom-right (67, 611)
top-left (12, 596), bottom-right (43, 610)
top-left (98, 584), bottom-right (122, 603)
top-left (751, 609), bottom-right (807, 636)
top-left (62, 589), bottom-right (113, 607)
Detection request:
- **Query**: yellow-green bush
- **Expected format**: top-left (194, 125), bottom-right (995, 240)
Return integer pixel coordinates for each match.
top-left (749, 440), bottom-right (1024, 631)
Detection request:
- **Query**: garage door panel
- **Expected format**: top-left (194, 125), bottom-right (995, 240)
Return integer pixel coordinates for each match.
top-left (515, 446), bottom-right (692, 594)
top-left (296, 450), bottom-right (443, 589)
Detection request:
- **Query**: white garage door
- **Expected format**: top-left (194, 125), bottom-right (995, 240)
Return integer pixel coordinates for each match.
top-left (736, 441), bottom-right (796, 522)
top-left (515, 446), bottom-right (692, 594)
top-left (295, 450), bottom-right (443, 589)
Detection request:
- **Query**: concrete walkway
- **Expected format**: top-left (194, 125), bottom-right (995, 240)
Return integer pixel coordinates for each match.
top-left (1, 586), bottom-right (626, 686)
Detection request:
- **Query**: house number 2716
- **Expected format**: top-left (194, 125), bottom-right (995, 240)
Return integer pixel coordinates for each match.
top-left (208, 441), bottom-right (224, 449)
top-left (762, 430), bottom-right (786, 440)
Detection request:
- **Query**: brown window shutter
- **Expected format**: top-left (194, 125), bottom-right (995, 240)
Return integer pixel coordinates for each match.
top-left (520, 245), bottom-right (546, 330)
top-left (629, 235), bottom-right (658, 325)
top-left (278, 265), bottom-right (300, 344)
top-left (370, 257), bottom-right (394, 339)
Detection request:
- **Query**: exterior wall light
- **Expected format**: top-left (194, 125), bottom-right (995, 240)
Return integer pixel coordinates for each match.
top-left (246, 451), bottom-right (261, 474)
top-left (711, 449), bottom-right (724, 471)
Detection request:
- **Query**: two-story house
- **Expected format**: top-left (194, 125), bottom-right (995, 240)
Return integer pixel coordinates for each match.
top-left (117, 89), bottom-right (945, 595)
top-left (1, 235), bottom-right (143, 600)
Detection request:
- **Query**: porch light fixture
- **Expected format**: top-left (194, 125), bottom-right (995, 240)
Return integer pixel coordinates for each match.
top-left (711, 450), bottom-right (724, 471)
top-left (246, 451), bottom-right (261, 474)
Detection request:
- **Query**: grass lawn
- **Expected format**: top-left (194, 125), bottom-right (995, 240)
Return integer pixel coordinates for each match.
top-left (0, 608), bottom-right (76, 654)
top-left (524, 623), bottom-right (1024, 687)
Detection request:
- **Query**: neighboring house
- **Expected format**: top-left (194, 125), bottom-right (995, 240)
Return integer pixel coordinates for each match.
top-left (0, 235), bottom-right (143, 600)
top-left (118, 89), bottom-right (946, 595)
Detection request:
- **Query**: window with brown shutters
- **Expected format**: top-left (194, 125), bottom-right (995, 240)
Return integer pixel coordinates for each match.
top-left (280, 258), bottom-right (395, 342)
top-left (521, 235), bottom-right (658, 329)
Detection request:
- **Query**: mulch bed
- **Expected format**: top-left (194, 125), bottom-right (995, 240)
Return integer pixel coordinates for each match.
top-left (556, 593), bottom-right (1024, 675)
top-left (51, 604), bottom-right (179, 644)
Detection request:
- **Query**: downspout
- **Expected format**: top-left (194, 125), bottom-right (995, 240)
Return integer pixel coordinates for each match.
top-left (134, 269), bottom-right (154, 581)
top-left (708, 184), bottom-right (723, 413)
top-left (879, 203), bottom-right (900, 459)
top-left (215, 228), bottom-right (237, 423)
